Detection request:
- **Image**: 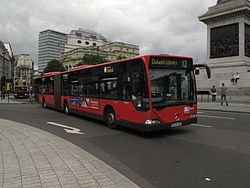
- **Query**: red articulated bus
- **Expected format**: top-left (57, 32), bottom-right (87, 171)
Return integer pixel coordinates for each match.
top-left (34, 55), bottom-right (210, 132)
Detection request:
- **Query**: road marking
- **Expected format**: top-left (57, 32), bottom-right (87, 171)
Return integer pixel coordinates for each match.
top-left (202, 110), bottom-right (250, 116)
top-left (191, 124), bottom-right (212, 128)
top-left (198, 114), bottom-right (236, 120)
top-left (47, 122), bottom-right (85, 135)
top-left (205, 178), bottom-right (211, 181)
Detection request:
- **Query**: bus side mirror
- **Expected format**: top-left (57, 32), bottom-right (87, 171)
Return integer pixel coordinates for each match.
top-left (194, 64), bottom-right (211, 79)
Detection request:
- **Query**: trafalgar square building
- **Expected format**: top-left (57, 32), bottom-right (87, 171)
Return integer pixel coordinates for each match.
top-left (196, 0), bottom-right (250, 101)
top-left (38, 28), bottom-right (139, 72)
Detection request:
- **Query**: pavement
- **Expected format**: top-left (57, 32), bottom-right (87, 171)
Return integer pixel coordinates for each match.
top-left (198, 101), bottom-right (250, 114)
top-left (0, 97), bottom-right (25, 104)
top-left (0, 97), bottom-right (139, 188)
top-left (0, 98), bottom-right (249, 188)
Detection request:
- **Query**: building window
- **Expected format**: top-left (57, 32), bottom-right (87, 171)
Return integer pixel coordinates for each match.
top-left (93, 43), bottom-right (97, 46)
top-left (85, 41), bottom-right (89, 45)
top-left (77, 40), bottom-right (82, 44)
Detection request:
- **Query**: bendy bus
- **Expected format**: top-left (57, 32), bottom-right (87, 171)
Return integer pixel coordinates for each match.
top-left (34, 54), bottom-right (210, 132)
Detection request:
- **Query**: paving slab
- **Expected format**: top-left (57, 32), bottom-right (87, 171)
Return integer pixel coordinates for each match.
top-left (0, 118), bottom-right (139, 188)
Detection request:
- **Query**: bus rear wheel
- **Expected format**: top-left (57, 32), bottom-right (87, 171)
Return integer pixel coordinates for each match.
top-left (105, 108), bottom-right (117, 129)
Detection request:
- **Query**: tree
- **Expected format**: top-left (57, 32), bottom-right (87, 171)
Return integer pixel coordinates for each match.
top-left (77, 54), bottom-right (108, 66)
top-left (43, 59), bottom-right (65, 73)
top-left (116, 55), bottom-right (127, 60)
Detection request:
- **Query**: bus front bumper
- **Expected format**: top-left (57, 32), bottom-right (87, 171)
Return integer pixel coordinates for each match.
top-left (118, 118), bottom-right (197, 132)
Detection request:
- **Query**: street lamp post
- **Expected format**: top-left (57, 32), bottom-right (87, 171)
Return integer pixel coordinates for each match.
top-left (1, 51), bottom-right (6, 99)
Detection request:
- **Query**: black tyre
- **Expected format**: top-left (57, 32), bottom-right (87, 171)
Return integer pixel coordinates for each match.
top-left (105, 108), bottom-right (117, 129)
top-left (64, 101), bottom-right (69, 115)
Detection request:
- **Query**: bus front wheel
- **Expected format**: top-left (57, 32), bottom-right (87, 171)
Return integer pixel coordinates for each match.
top-left (105, 108), bottom-right (117, 129)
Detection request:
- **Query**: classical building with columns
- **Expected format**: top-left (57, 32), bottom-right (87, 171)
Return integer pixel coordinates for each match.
top-left (61, 41), bottom-right (139, 70)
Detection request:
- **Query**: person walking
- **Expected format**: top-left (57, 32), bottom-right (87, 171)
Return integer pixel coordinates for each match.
top-left (220, 83), bottom-right (228, 106)
top-left (211, 85), bottom-right (217, 102)
top-left (29, 87), bottom-right (34, 102)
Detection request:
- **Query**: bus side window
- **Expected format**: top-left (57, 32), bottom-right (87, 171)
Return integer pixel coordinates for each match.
top-left (100, 82), bottom-right (105, 98)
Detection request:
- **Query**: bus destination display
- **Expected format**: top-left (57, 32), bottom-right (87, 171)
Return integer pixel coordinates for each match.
top-left (149, 57), bottom-right (193, 69)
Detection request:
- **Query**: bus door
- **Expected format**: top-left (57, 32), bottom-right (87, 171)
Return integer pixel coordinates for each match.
top-left (118, 59), bottom-right (150, 123)
top-left (54, 74), bottom-right (62, 110)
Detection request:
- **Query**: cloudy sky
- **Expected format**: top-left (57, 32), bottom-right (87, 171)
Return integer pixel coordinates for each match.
top-left (0, 0), bottom-right (217, 69)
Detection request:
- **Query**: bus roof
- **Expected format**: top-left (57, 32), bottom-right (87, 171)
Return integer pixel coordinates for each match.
top-left (61, 54), bottom-right (193, 74)
top-left (63, 65), bottom-right (94, 73)
top-left (35, 72), bottom-right (60, 79)
top-left (36, 54), bottom-right (193, 78)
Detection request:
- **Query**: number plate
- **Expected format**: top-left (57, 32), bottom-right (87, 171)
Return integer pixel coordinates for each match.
top-left (171, 122), bottom-right (182, 128)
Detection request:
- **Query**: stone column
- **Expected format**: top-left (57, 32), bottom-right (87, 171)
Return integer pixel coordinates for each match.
top-left (197, 0), bottom-right (250, 100)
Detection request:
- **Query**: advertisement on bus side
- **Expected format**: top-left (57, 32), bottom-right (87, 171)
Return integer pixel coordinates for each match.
top-left (70, 97), bottom-right (99, 110)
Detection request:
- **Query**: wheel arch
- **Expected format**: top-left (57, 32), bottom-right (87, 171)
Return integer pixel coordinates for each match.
top-left (103, 105), bottom-right (115, 117)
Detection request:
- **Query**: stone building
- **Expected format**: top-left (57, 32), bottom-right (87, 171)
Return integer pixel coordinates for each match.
top-left (38, 28), bottom-right (140, 72)
top-left (38, 29), bottom-right (109, 72)
top-left (100, 42), bottom-right (139, 58)
top-left (65, 29), bottom-right (108, 52)
top-left (14, 54), bottom-right (34, 86)
top-left (60, 42), bottom-right (139, 70)
top-left (197, 0), bottom-right (250, 101)
top-left (60, 47), bottom-right (115, 70)
top-left (0, 41), bottom-right (12, 81)
top-left (3, 43), bottom-right (15, 81)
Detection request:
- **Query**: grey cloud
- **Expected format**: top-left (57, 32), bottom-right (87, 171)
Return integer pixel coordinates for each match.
top-left (0, 0), bottom-right (217, 68)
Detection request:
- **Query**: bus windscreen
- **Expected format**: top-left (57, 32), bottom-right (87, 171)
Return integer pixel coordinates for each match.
top-left (149, 57), bottom-right (195, 107)
top-left (15, 87), bottom-right (28, 92)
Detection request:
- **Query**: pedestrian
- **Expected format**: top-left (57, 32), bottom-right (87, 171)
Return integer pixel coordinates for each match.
top-left (2, 86), bottom-right (5, 99)
top-left (220, 83), bottom-right (228, 106)
top-left (29, 87), bottom-right (33, 102)
top-left (231, 73), bottom-right (235, 83)
top-left (211, 85), bottom-right (217, 102)
top-left (235, 72), bottom-right (240, 83)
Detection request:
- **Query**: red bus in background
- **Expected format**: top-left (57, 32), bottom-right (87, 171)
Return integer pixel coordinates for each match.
top-left (34, 55), bottom-right (210, 132)
top-left (14, 80), bottom-right (29, 99)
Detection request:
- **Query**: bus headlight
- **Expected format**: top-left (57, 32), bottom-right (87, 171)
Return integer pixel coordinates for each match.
top-left (145, 119), bottom-right (161, 125)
